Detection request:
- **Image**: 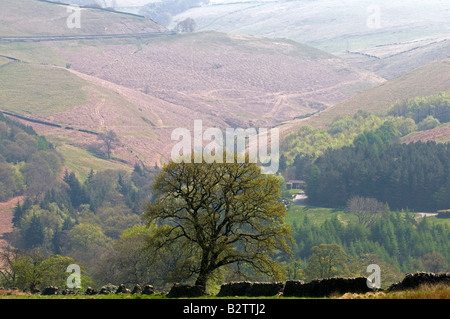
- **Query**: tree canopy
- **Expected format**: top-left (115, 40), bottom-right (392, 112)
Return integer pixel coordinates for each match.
top-left (143, 156), bottom-right (293, 289)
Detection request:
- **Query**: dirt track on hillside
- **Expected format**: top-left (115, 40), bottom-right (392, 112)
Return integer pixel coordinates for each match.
top-left (58, 32), bottom-right (384, 130)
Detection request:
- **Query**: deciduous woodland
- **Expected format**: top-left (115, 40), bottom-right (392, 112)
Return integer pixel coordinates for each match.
top-left (1, 105), bottom-right (449, 292)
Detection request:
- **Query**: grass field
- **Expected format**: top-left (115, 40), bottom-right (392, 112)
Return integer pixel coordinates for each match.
top-left (287, 203), bottom-right (450, 228)
top-left (286, 205), bottom-right (357, 227)
top-left (0, 56), bottom-right (11, 66)
top-left (58, 144), bottom-right (132, 182)
top-left (0, 62), bottom-right (87, 116)
top-left (340, 283), bottom-right (450, 299)
top-left (0, 42), bottom-right (68, 66)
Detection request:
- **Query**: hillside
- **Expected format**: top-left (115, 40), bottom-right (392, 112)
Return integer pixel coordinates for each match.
top-left (405, 123), bottom-right (450, 144)
top-left (0, 197), bottom-right (22, 250)
top-left (57, 31), bottom-right (383, 129)
top-left (173, 1), bottom-right (450, 50)
top-left (172, 0), bottom-right (450, 80)
top-left (343, 37), bottom-right (450, 80)
top-left (0, 0), bottom-right (385, 172)
top-left (0, 60), bottom-right (211, 174)
top-left (0, 0), bottom-right (164, 36)
top-left (279, 58), bottom-right (450, 137)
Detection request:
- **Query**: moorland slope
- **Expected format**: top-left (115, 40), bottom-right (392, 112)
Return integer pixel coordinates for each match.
top-left (0, 0), bottom-right (385, 170)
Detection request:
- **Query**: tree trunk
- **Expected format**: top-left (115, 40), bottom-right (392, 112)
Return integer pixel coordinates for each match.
top-left (194, 273), bottom-right (208, 288)
top-left (195, 251), bottom-right (214, 289)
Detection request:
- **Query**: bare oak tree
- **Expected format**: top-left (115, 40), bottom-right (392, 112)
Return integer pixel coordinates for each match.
top-left (98, 130), bottom-right (118, 160)
top-left (346, 196), bottom-right (389, 227)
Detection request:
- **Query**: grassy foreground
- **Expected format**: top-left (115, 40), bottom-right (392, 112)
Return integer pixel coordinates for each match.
top-left (1, 284), bottom-right (449, 299)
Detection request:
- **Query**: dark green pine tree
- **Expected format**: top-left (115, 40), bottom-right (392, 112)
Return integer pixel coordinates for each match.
top-left (64, 171), bottom-right (88, 208)
top-left (24, 214), bottom-right (44, 250)
top-left (12, 198), bottom-right (32, 228)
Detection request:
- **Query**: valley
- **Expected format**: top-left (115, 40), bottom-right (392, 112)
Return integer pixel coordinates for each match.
top-left (0, 0), bottom-right (386, 172)
top-left (0, 0), bottom-right (449, 299)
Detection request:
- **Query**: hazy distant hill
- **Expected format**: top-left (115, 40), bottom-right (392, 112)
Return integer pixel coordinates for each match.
top-left (344, 37), bottom-right (450, 80)
top-left (50, 0), bottom-right (450, 81)
top-left (172, 0), bottom-right (450, 52)
top-left (172, 0), bottom-right (450, 80)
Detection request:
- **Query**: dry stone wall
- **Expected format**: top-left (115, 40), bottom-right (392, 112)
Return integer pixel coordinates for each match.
top-left (31, 272), bottom-right (450, 297)
top-left (283, 277), bottom-right (371, 297)
top-left (388, 272), bottom-right (450, 291)
top-left (217, 281), bottom-right (284, 297)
